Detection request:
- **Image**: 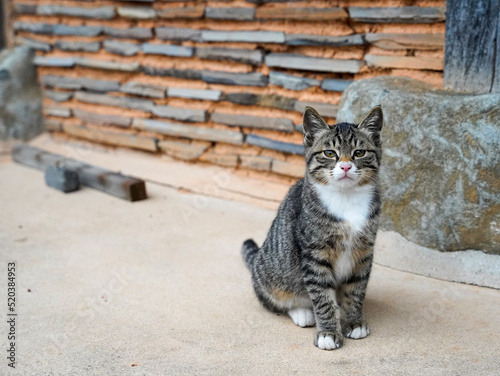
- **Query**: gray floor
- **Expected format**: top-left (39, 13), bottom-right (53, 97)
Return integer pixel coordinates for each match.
top-left (1, 162), bottom-right (499, 375)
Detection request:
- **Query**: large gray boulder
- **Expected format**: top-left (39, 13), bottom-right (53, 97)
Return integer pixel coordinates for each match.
top-left (337, 76), bottom-right (499, 255)
top-left (0, 46), bottom-right (44, 140)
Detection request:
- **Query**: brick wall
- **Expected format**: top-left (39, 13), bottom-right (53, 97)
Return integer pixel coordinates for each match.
top-left (12, 0), bottom-right (446, 182)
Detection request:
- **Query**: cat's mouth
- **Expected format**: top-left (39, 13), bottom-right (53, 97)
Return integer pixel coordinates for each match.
top-left (338, 173), bottom-right (354, 181)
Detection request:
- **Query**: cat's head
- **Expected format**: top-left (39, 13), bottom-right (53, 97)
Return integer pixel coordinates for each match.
top-left (302, 106), bottom-right (383, 189)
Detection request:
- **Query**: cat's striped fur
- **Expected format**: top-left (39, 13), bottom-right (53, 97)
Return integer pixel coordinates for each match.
top-left (242, 106), bottom-right (383, 350)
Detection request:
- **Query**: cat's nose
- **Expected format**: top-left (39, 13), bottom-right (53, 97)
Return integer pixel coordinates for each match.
top-left (340, 162), bottom-right (352, 172)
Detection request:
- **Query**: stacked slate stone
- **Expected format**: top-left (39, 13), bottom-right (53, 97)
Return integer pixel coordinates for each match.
top-left (13, 0), bottom-right (446, 180)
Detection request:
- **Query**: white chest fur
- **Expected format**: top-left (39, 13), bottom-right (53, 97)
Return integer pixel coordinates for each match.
top-left (313, 183), bottom-right (374, 234)
top-left (314, 183), bottom-right (374, 282)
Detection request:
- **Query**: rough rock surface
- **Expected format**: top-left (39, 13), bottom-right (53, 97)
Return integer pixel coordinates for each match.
top-left (0, 47), bottom-right (44, 140)
top-left (337, 76), bottom-right (500, 254)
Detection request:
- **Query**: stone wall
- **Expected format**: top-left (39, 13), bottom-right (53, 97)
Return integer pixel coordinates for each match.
top-left (12, 0), bottom-right (446, 181)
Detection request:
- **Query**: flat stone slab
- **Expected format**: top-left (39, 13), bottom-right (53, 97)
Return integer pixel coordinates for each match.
top-left (240, 155), bottom-right (272, 171)
top-left (365, 33), bottom-right (445, 50)
top-left (365, 55), bottom-right (444, 71)
top-left (44, 90), bottom-right (73, 103)
top-left (142, 43), bottom-right (193, 57)
top-left (117, 6), bottom-right (156, 19)
top-left (285, 33), bottom-right (364, 46)
top-left (157, 6), bottom-right (205, 19)
top-left (41, 75), bottom-right (120, 92)
top-left (14, 22), bottom-right (53, 34)
top-left (13, 4), bottom-right (37, 14)
top-left (75, 91), bottom-right (154, 112)
top-left (201, 30), bottom-right (285, 43)
top-left (14, 22), bottom-right (103, 36)
top-left (266, 53), bottom-right (364, 73)
top-left (133, 118), bottom-right (244, 145)
top-left (269, 71), bottom-right (320, 91)
top-left (75, 58), bottom-right (141, 72)
top-left (211, 112), bottom-right (295, 133)
top-left (33, 57), bottom-right (75, 67)
top-left (63, 123), bottom-right (158, 152)
top-left (143, 66), bottom-right (203, 80)
top-left (349, 6), bottom-right (446, 23)
top-left (321, 79), bottom-right (353, 92)
top-left (156, 27), bottom-right (202, 41)
top-left (44, 106), bottom-right (72, 118)
top-left (337, 76), bottom-right (500, 254)
top-left (41, 75), bottom-right (82, 90)
top-left (152, 105), bottom-right (208, 123)
top-left (205, 7), bottom-right (256, 21)
top-left (201, 71), bottom-right (268, 87)
top-left (257, 7), bottom-right (347, 20)
top-left (271, 159), bottom-right (304, 178)
top-left (52, 25), bottom-right (103, 37)
top-left (199, 152), bottom-right (238, 167)
top-left (167, 87), bottom-right (222, 101)
top-left (121, 82), bottom-right (166, 98)
top-left (223, 92), bottom-right (296, 111)
top-left (195, 47), bottom-right (263, 65)
top-left (158, 140), bottom-right (210, 161)
top-left (73, 109), bottom-right (132, 128)
top-left (246, 134), bottom-right (304, 155)
top-left (103, 40), bottom-right (141, 56)
top-left (36, 5), bottom-right (115, 19)
top-left (294, 101), bottom-right (338, 117)
top-left (54, 40), bottom-right (101, 53)
top-left (15, 37), bottom-right (52, 52)
top-left (103, 26), bottom-right (153, 40)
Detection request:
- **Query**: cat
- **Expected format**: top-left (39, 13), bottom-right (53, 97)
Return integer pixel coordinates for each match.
top-left (242, 105), bottom-right (383, 350)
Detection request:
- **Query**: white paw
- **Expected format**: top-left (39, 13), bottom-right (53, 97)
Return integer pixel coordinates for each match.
top-left (315, 332), bottom-right (343, 350)
top-left (288, 308), bottom-right (315, 327)
top-left (345, 323), bottom-right (370, 339)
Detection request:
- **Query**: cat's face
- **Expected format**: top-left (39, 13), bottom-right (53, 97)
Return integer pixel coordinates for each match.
top-left (302, 106), bottom-right (383, 189)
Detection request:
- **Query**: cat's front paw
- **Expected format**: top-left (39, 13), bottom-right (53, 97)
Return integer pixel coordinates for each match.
top-left (288, 308), bottom-right (315, 328)
top-left (344, 322), bottom-right (370, 339)
top-left (314, 331), bottom-right (343, 350)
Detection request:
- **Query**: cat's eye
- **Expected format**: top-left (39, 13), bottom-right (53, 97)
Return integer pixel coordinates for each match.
top-left (323, 150), bottom-right (337, 158)
top-left (353, 150), bottom-right (366, 158)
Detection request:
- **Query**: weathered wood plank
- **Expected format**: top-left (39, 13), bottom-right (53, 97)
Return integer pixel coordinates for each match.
top-left (493, 15), bottom-right (500, 93)
top-left (444, 0), bottom-right (499, 93)
top-left (12, 144), bottom-right (148, 201)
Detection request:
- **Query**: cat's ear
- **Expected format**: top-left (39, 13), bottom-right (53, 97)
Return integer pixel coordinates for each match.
top-left (357, 105), bottom-right (383, 133)
top-left (356, 105), bottom-right (383, 144)
top-left (303, 107), bottom-right (329, 148)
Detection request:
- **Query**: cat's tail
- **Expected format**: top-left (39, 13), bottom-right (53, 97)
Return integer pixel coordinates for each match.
top-left (242, 239), bottom-right (259, 270)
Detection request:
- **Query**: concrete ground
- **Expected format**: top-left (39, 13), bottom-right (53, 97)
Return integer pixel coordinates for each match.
top-left (1, 139), bottom-right (499, 375)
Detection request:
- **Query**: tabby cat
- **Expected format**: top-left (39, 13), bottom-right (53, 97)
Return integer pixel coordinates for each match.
top-left (242, 106), bottom-right (383, 350)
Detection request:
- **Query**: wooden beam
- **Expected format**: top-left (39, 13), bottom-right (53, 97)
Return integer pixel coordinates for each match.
top-left (12, 144), bottom-right (147, 202)
top-left (444, 0), bottom-right (499, 93)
